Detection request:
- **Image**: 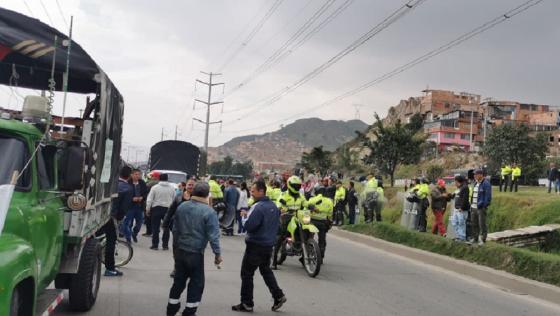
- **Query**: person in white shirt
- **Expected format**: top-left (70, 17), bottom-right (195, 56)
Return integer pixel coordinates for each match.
top-left (236, 182), bottom-right (250, 234)
top-left (146, 173), bottom-right (177, 250)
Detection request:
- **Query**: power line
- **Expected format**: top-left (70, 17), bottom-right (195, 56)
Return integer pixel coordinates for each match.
top-left (217, 0), bottom-right (285, 72)
top-left (55, 0), bottom-right (70, 29)
top-left (38, 0), bottom-right (56, 26)
top-left (224, 0), bottom-right (340, 99)
top-left (224, 0), bottom-right (427, 123)
top-left (206, 1), bottom-right (271, 71)
top-left (222, 0), bottom-right (544, 134)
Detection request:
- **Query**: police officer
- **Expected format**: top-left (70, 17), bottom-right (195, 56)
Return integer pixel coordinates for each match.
top-left (500, 163), bottom-right (512, 192)
top-left (272, 176), bottom-right (306, 269)
top-left (412, 178), bottom-right (430, 232)
top-left (333, 181), bottom-right (347, 226)
top-left (307, 186), bottom-right (333, 259)
top-left (361, 177), bottom-right (378, 223)
top-left (208, 175), bottom-right (226, 219)
top-left (510, 163), bottom-right (521, 193)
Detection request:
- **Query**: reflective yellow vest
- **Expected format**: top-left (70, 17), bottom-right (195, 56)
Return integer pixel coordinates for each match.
top-left (209, 180), bottom-right (223, 199)
top-left (512, 167), bottom-right (521, 180)
top-left (278, 191), bottom-right (306, 213)
top-left (501, 165), bottom-right (512, 179)
top-left (334, 187), bottom-right (346, 204)
top-left (308, 194), bottom-right (333, 220)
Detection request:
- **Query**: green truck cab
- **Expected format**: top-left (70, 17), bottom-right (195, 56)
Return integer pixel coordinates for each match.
top-left (0, 7), bottom-right (125, 315)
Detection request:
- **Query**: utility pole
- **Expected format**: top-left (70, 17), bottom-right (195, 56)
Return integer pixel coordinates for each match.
top-left (174, 125), bottom-right (178, 140)
top-left (353, 104), bottom-right (365, 120)
top-left (161, 128), bottom-right (165, 141)
top-left (469, 109), bottom-right (474, 152)
top-left (193, 71), bottom-right (224, 174)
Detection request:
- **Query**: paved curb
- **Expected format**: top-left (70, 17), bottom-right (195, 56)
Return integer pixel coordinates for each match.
top-left (332, 228), bottom-right (560, 305)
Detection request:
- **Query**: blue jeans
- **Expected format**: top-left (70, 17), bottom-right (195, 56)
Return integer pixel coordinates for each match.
top-left (451, 209), bottom-right (467, 241)
top-left (122, 207), bottom-right (143, 242)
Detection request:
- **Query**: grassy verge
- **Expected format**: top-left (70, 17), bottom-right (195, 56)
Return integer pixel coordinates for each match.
top-left (343, 222), bottom-right (560, 287)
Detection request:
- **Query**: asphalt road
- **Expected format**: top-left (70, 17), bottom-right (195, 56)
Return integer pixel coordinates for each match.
top-left (55, 231), bottom-right (560, 316)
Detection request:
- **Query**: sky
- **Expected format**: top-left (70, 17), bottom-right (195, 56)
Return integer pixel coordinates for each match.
top-left (0, 0), bottom-right (558, 162)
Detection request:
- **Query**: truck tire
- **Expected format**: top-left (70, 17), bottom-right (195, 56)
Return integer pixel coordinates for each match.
top-left (9, 287), bottom-right (23, 316)
top-left (69, 238), bottom-right (101, 311)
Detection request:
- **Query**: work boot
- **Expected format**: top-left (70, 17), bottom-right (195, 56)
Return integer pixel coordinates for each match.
top-left (167, 302), bottom-right (180, 316)
top-left (232, 303), bottom-right (254, 312)
top-left (182, 307), bottom-right (197, 316)
top-left (272, 296), bottom-right (287, 311)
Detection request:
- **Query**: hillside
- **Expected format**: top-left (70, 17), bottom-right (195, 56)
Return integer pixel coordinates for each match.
top-left (207, 118), bottom-right (368, 169)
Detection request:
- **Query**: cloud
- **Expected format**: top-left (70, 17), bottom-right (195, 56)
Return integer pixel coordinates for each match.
top-left (1, 0), bottom-right (558, 153)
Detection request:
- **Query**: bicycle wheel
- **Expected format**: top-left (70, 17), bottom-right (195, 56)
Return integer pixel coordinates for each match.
top-left (114, 238), bottom-right (134, 267)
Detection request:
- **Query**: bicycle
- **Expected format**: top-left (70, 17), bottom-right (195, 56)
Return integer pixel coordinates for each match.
top-left (96, 220), bottom-right (134, 268)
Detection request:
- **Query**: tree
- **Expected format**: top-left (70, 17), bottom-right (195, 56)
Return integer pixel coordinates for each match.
top-left (426, 164), bottom-right (445, 182)
top-left (208, 156), bottom-right (254, 179)
top-left (359, 113), bottom-right (426, 186)
top-left (300, 146), bottom-right (333, 175)
top-left (483, 124), bottom-right (548, 182)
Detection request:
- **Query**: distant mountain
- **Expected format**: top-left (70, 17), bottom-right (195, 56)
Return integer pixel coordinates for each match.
top-left (207, 118), bottom-right (368, 170)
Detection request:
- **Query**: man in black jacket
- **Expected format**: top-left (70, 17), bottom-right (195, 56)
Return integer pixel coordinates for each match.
top-left (450, 175), bottom-right (469, 242)
top-left (103, 166), bottom-right (133, 276)
top-left (547, 162), bottom-right (559, 194)
top-left (347, 181), bottom-right (358, 224)
top-left (232, 181), bottom-right (286, 313)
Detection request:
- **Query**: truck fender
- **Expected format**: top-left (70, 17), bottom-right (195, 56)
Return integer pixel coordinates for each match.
top-left (0, 234), bottom-right (38, 315)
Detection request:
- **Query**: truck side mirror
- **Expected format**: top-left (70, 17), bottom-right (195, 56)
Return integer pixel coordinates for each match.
top-left (58, 146), bottom-right (87, 191)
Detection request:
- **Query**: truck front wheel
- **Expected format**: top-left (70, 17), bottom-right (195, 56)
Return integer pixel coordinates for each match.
top-left (69, 238), bottom-right (101, 311)
top-left (9, 287), bottom-right (22, 316)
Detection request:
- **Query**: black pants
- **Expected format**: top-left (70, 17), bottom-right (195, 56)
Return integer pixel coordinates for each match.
top-left (102, 219), bottom-right (117, 271)
top-left (241, 242), bottom-right (284, 306)
top-left (311, 219), bottom-right (329, 258)
top-left (273, 213), bottom-right (293, 266)
top-left (151, 206), bottom-right (170, 248)
top-left (168, 250), bottom-right (205, 316)
top-left (499, 177), bottom-right (510, 192)
top-left (416, 199), bottom-right (428, 232)
top-left (144, 213), bottom-right (152, 235)
top-left (333, 203), bottom-right (346, 225)
top-left (510, 178), bottom-right (519, 192)
top-left (348, 203), bottom-right (357, 224)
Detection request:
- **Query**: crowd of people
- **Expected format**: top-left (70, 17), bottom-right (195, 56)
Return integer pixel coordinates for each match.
top-left (103, 164), bottom-right (504, 314)
top-left (405, 169), bottom-right (493, 245)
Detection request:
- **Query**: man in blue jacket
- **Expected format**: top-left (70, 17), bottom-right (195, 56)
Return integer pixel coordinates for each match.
top-left (232, 180), bottom-right (287, 313)
top-left (470, 169), bottom-right (492, 245)
top-left (167, 182), bottom-right (222, 316)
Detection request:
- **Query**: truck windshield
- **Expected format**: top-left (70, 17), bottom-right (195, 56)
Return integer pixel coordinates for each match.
top-left (166, 173), bottom-right (187, 184)
top-left (0, 136), bottom-right (28, 187)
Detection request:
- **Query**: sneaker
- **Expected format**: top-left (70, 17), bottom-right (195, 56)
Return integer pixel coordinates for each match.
top-left (478, 240), bottom-right (485, 246)
top-left (104, 269), bottom-right (123, 277)
top-left (271, 296), bottom-right (287, 311)
top-left (142, 233), bottom-right (152, 237)
top-left (150, 246), bottom-right (158, 250)
top-left (232, 303), bottom-right (254, 312)
top-left (132, 234), bottom-right (138, 243)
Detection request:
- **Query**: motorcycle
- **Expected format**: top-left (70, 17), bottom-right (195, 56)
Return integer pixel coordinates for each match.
top-left (276, 209), bottom-right (322, 277)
